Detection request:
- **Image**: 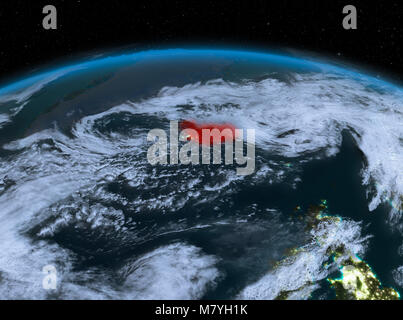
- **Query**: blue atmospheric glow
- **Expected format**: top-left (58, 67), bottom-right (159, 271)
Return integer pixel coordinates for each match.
top-left (0, 48), bottom-right (402, 97)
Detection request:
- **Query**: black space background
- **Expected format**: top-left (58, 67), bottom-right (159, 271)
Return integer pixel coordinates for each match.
top-left (0, 0), bottom-right (402, 83)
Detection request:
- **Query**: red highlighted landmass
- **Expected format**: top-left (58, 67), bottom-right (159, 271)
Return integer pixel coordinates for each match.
top-left (179, 120), bottom-right (238, 145)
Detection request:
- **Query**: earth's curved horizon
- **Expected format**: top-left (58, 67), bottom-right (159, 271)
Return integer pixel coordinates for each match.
top-left (0, 48), bottom-right (402, 300)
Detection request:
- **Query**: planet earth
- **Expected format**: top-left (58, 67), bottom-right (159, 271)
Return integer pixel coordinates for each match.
top-left (0, 49), bottom-right (402, 300)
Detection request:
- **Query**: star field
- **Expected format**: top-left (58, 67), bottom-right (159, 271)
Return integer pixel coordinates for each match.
top-left (0, 0), bottom-right (402, 83)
